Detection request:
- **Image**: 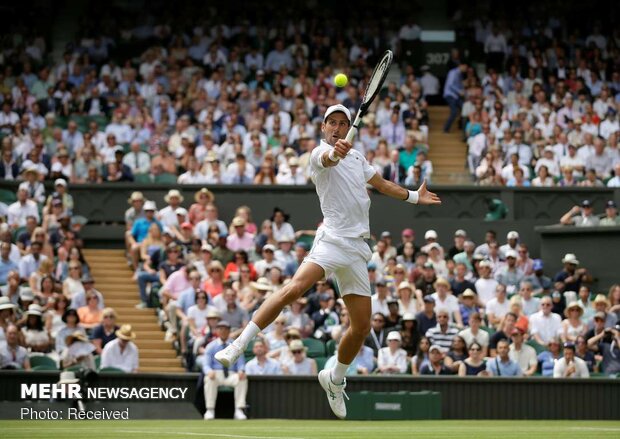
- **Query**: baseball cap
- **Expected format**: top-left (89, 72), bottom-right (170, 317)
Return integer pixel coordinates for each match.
top-left (295, 242), bottom-right (310, 251)
top-left (262, 244), bottom-right (276, 252)
top-left (530, 259), bottom-right (543, 271)
top-left (593, 311), bottom-right (606, 320)
top-left (386, 331), bottom-right (402, 342)
top-left (402, 228), bottom-right (414, 237)
top-left (323, 104), bottom-right (351, 123)
top-left (380, 231), bottom-right (391, 238)
top-left (507, 231), bottom-right (519, 240)
top-left (423, 296), bottom-right (435, 304)
top-left (424, 230), bottom-right (438, 240)
top-left (367, 262), bottom-right (377, 270)
top-left (319, 293), bottom-right (332, 302)
top-left (563, 342), bottom-right (576, 350)
top-left (402, 313), bottom-right (416, 321)
top-left (606, 200), bottom-right (617, 209)
top-left (180, 222), bottom-right (193, 230)
top-left (429, 344), bottom-right (443, 353)
top-left (398, 281), bottom-right (412, 291)
top-left (54, 178), bottom-right (67, 187)
top-left (201, 243), bottom-right (213, 252)
top-left (505, 249), bottom-right (518, 259)
top-left (376, 279), bottom-right (387, 287)
top-left (423, 261), bottom-right (434, 269)
top-left (454, 229), bottom-right (467, 237)
top-left (478, 260), bottom-right (492, 268)
top-left (216, 320), bottom-right (231, 328)
top-left (511, 327), bottom-right (524, 336)
top-left (581, 199), bottom-right (592, 208)
top-left (175, 207), bottom-right (188, 216)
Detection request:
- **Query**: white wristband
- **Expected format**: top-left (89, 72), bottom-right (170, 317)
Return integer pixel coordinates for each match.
top-left (328, 150), bottom-right (340, 162)
top-left (406, 190), bottom-right (419, 204)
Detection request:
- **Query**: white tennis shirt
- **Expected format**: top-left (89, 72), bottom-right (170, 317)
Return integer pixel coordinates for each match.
top-left (310, 140), bottom-right (378, 239)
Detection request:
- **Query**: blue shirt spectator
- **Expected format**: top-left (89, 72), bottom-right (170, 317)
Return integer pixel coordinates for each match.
top-left (443, 66), bottom-right (464, 100)
top-left (245, 357), bottom-right (282, 375)
top-left (0, 243), bottom-right (18, 284)
top-left (203, 335), bottom-right (245, 374)
top-left (538, 350), bottom-right (561, 377)
top-left (486, 341), bottom-right (523, 377)
top-left (131, 215), bottom-right (162, 243)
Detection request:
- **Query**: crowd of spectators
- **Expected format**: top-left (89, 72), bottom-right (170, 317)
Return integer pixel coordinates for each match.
top-left (0, 4), bottom-right (437, 190)
top-left (0, 180), bottom-right (139, 372)
top-left (445, 10), bottom-right (620, 186)
top-left (121, 188), bottom-right (620, 378)
top-left (2, 2), bottom-right (620, 381)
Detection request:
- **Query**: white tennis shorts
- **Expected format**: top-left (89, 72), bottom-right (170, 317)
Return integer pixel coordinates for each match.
top-left (304, 227), bottom-right (373, 297)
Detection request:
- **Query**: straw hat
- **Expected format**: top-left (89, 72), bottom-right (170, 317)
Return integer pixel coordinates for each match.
top-left (0, 297), bottom-right (16, 311)
top-left (65, 331), bottom-right (89, 345)
top-left (592, 294), bottom-right (610, 309)
top-left (433, 277), bottom-right (450, 289)
top-left (206, 309), bottom-right (221, 319)
top-left (561, 253), bottom-right (579, 265)
top-left (194, 188), bottom-right (214, 203)
top-left (564, 301), bottom-right (584, 318)
top-left (127, 191), bottom-right (144, 204)
top-left (115, 324), bottom-right (136, 341)
top-left (250, 277), bottom-right (273, 292)
top-left (288, 339), bottom-right (307, 352)
top-left (26, 303), bottom-right (43, 317)
top-left (164, 189), bottom-right (184, 203)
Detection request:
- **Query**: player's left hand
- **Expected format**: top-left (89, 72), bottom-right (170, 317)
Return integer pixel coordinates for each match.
top-left (238, 371), bottom-right (246, 380)
top-left (417, 180), bottom-right (441, 205)
top-left (334, 139), bottom-right (352, 159)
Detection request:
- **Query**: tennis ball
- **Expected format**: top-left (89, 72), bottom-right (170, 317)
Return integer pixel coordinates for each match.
top-left (334, 73), bottom-right (348, 88)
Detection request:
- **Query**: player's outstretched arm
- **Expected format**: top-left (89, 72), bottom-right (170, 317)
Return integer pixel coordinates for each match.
top-left (367, 174), bottom-right (441, 205)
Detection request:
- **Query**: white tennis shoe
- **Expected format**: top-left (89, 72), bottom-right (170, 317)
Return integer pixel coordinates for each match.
top-left (215, 343), bottom-right (243, 368)
top-left (318, 369), bottom-right (349, 419)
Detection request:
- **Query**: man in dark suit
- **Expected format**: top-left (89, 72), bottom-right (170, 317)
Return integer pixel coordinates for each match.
top-left (382, 149), bottom-right (406, 184)
top-left (37, 87), bottom-right (62, 115)
top-left (83, 87), bottom-right (109, 116)
top-left (0, 148), bottom-right (19, 180)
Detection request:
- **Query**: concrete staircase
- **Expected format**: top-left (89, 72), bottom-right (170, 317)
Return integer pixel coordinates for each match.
top-left (427, 106), bottom-right (472, 185)
top-left (83, 249), bottom-right (184, 373)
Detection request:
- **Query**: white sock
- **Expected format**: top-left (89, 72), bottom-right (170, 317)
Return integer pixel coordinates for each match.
top-left (233, 321), bottom-right (261, 349)
top-left (330, 360), bottom-right (349, 385)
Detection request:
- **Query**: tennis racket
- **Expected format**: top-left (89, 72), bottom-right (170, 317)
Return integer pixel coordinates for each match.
top-left (334, 50), bottom-right (393, 160)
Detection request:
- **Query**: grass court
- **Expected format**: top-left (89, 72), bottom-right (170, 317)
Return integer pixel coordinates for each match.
top-left (2, 419), bottom-right (620, 438)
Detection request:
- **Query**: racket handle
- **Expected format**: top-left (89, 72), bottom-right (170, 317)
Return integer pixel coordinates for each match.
top-left (345, 126), bottom-right (358, 143)
top-left (332, 125), bottom-right (358, 162)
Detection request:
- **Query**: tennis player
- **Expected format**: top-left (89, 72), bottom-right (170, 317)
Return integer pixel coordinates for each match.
top-left (217, 104), bottom-right (441, 418)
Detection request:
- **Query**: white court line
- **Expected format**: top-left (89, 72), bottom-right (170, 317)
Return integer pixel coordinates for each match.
top-left (116, 429), bottom-right (306, 439)
top-left (570, 427), bottom-right (620, 432)
top-left (2, 427), bottom-right (306, 439)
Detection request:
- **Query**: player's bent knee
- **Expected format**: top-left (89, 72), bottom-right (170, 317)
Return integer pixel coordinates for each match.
top-left (279, 280), bottom-right (305, 304)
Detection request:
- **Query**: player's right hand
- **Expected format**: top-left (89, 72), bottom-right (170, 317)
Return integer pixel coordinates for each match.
top-left (334, 139), bottom-right (352, 159)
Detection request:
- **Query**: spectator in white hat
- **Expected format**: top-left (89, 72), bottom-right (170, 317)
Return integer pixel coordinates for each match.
top-left (253, 244), bottom-right (283, 277)
top-left (421, 229), bottom-right (444, 259)
top-left (553, 253), bottom-right (591, 293)
top-left (158, 189), bottom-right (185, 229)
top-left (377, 331), bottom-right (408, 374)
top-left (494, 249), bottom-right (524, 295)
top-left (499, 231), bottom-right (519, 260)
